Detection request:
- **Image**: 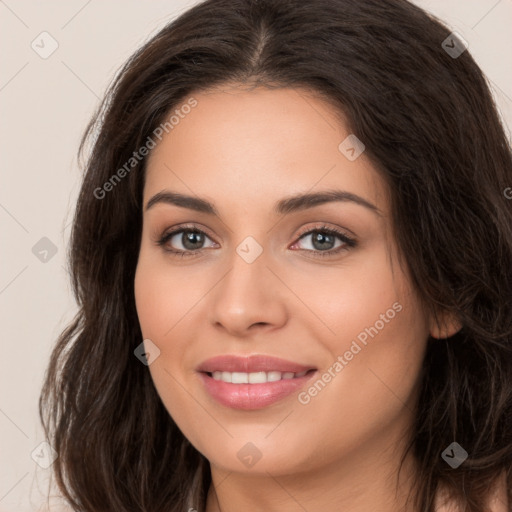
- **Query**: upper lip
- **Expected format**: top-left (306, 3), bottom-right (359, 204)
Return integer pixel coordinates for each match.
top-left (197, 354), bottom-right (316, 374)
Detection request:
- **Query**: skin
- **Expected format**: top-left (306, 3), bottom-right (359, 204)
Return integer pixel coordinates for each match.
top-left (134, 84), bottom-right (460, 512)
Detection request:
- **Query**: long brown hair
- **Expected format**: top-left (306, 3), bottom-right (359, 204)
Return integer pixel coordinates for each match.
top-left (39, 0), bottom-right (512, 510)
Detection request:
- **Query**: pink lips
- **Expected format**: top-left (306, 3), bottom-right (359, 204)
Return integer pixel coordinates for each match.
top-left (196, 354), bottom-right (317, 410)
top-left (197, 354), bottom-right (315, 374)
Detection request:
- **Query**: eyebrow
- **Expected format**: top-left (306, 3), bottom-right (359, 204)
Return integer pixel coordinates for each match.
top-left (145, 189), bottom-right (382, 216)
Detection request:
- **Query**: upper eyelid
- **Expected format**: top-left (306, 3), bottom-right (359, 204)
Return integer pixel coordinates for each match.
top-left (295, 224), bottom-right (355, 240)
top-left (162, 224), bottom-right (216, 241)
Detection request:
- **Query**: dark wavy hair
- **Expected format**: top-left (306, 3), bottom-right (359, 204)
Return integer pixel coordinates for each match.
top-left (39, 0), bottom-right (512, 510)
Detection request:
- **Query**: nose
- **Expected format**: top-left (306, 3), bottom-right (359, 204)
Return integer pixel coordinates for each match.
top-left (208, 247), bottom-right (288, 337)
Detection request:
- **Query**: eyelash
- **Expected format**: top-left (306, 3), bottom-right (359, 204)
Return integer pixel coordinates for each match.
top-left (155, 223), bottom-right (357, 259)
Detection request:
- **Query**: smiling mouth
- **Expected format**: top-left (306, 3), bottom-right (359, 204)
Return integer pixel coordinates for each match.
top-left (203, 369), bottom-right (316, 384)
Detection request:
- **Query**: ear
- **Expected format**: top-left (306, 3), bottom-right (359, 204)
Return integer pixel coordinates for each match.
top-left (429, 309), bottom-right (463, 339)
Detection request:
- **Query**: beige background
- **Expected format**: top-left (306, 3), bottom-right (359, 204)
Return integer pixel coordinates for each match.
top-left (1, 1), bottom-right (511, 510)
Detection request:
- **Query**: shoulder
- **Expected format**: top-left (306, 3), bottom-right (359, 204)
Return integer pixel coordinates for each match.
top-left (434, 472), bottom-right (509, 512)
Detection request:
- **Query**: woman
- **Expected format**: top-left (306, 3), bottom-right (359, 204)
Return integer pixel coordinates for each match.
top-left (39, 0), bottom-right (512, 510)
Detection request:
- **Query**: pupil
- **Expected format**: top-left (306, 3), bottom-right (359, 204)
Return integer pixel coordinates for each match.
top-left (183, 231), bottom-right (203, 250)
top-left (313, 231), bottom-right (334, 250)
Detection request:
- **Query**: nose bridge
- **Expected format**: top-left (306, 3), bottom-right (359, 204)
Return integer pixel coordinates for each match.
top-left (209, 233), bottom-right (287, 333)
top-left (220, 236), bottom-right (270, 303)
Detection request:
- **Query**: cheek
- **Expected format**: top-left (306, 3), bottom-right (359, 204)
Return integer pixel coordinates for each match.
top-left (296, 244), bottom-right (413, 351)
top-left (134, 248), bottom-right (193, 340)
top-left (134, 255), bottom-right (202, 429)
top-left (297, 247), bottom-right (428, 441)
top-left (134, 264), bottom-right (168, 340)
top-left (306, 298), bottom-right (427, 465)
top-left (134, 251), bottom-right (205, 389)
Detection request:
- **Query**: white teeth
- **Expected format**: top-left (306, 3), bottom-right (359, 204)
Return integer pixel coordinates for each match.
top-left (231, 372), bottom-right (248, 384)
top-left (267, 371), bottom-right (282, 382)
top-left (210, 370), bottom-right (310, 383)
top-left (248, 372), bottom-right (267, 384)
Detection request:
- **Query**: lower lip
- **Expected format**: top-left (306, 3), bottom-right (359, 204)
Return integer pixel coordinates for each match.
top-left (198, 371), bottom-right (317, 410)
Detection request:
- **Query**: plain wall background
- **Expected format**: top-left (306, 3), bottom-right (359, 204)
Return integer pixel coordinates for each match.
top-left (1, 1), bottom-right (511, 510)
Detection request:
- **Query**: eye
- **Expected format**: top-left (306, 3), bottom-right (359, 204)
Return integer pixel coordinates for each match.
top-left (291, 225), bottom-right (356, 257)
top-left (156, 225), bottom-right (217, 257)
top-left (155, 223), bottom-right (356, 258)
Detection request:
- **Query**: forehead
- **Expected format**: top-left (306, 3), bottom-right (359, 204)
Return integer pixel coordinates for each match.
top-left (144, 86), bottom-right (388, 214)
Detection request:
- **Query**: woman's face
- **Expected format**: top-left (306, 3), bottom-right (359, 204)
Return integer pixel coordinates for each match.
top-left (134, 85), bottom-right (435, 478)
